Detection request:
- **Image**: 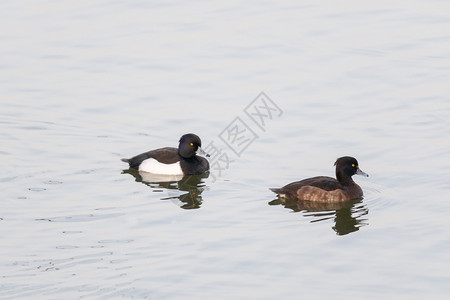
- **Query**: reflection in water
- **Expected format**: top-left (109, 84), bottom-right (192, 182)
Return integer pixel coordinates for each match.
top-left (122, 169), bottom-right (209, 209)
top-left (269, 197), bottom-right (369, 235)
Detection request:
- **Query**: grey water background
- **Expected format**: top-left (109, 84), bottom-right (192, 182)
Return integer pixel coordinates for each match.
top-left (1, 1), bottom-right (450, 299)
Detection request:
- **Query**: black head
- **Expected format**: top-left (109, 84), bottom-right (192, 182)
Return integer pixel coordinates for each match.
top-left (334, 156), bottom-right (368, 184)
top-left (178, 133), bottom-right (209, 159)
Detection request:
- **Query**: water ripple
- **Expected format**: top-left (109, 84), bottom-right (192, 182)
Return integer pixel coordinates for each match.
top-left (36, 213), bottom-right (125, 223)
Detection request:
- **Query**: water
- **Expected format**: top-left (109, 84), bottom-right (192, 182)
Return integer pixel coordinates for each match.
top-left (1, 1), bottom-right (450, 299)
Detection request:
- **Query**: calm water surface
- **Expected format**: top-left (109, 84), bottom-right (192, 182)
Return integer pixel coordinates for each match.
top-left (1, 1), bottom-right (450, 299)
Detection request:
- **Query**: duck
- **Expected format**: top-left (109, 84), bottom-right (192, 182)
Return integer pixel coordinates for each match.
top-left (270, 156), bottom-right (368, 202)
top-left (121, 133), bottom-right (210, 175)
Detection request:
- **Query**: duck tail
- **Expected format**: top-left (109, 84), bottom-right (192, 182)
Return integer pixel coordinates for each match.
top-left (121, 158), bottom-right (130, 163)
top-left (269, 187), bottom-right (283, 194)
top-left (270, 188), bottom-right (288, 198)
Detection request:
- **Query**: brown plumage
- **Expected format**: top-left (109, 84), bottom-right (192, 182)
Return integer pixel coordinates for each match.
top-left (270, 156), bottom-right (368, 202)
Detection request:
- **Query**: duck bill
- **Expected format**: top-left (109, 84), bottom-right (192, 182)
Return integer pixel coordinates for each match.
top-left (196, 147), bottom-right (210, 157)
top-left (356, 168), bottom-right (369, 177)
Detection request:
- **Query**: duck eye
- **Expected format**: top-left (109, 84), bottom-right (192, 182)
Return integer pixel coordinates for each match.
top-left (190, 143), bottom-right (194, 146)
top-left (352, 164), bottom-right (355, 167)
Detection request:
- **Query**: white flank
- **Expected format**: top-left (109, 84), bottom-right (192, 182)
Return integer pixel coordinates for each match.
top-left (139, 172), bottom-right (184, 183)
top-left (138, 158), bottom-right (183, 175)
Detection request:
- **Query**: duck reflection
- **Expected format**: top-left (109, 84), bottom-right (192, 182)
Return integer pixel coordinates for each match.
top-left (269, 198), bottom-right (369, 235)
top-left (122, 169), bottom-right (209, 209)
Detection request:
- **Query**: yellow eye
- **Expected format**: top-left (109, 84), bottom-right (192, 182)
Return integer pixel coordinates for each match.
top-left (352, 164), bottom-right (355, 167)
top-left (190, 143), bottom-right (194, 146)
